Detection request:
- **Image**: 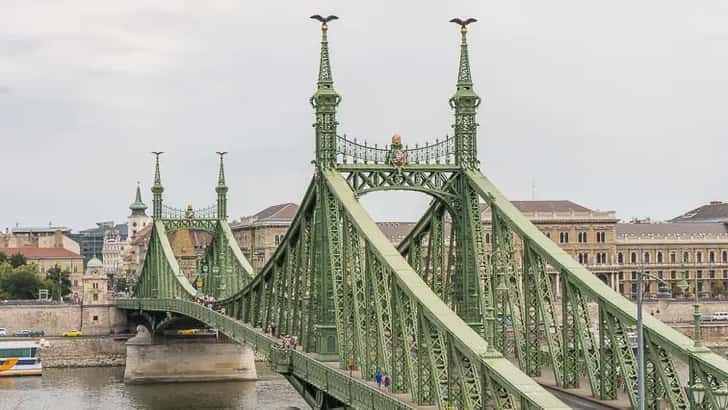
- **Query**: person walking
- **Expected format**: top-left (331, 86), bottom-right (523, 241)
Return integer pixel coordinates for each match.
top-left (383, 372), bottom-right (391, 392)
top-left (374, 369), bottom-right (383, 389)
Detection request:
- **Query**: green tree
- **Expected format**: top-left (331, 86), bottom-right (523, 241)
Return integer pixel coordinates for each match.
top-left (45, 266), bottom-right (72, 301)
top-left (0, 252), bottom-right (6, 263)
top-left (9, 253), bottom-right (27, 268)
top-left (0, 270), bottom-right (41, 299)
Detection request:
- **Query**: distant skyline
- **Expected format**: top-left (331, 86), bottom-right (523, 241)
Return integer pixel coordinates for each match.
top-left (2, 1), bottom-right (727, 231)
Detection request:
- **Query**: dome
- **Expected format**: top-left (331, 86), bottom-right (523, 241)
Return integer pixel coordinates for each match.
top-left (87, 257), bottom-right (103, 269)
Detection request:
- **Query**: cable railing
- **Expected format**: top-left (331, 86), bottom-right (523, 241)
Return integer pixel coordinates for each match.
top-left (336, 134), bottom-right (455, 165)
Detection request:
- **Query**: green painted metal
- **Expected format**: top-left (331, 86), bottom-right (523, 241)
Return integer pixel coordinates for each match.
top-left (127, 15), bottom-right (728, 410)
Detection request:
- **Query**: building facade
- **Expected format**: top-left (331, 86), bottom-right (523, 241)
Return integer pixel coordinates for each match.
top-left (69, 221), bottom-right (128, 266)
top-left (231, 203), bottom-right (300, 272)
top-left (0, 247), bottom-right (84, 276)
top-left (1, 226), bottom-right (80, 254)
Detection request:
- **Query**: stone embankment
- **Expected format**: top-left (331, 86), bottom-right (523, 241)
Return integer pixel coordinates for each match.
top-left (38, 337), bottom-right (126, 368)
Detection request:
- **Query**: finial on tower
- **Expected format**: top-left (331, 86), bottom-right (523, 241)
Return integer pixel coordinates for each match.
top-left (310, 14), bottom-right (341, 168)
top-left (215, 152), bottom-right (229, 220)
top-left (151, 152), bottom-right (164, 219)
top-left (449, 17), bottom-right (478, 87)
top-left (216, 151), bottom-right (228, 186)
top-left (448, 18), bottom-right (481, 169)
top-left (310, 14), bottom-right (338, 87)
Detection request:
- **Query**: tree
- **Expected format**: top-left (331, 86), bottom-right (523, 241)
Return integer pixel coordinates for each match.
top-left (0, 252), bottom-right (6, 263)
top-left (712, 281), bottom-right (725, 298)
top-left (9, 253), bottom-right (27, 268)
top-left (0, 271), bottom-right (41, 299)
top-left (45, 266), bottom-right (71, 301)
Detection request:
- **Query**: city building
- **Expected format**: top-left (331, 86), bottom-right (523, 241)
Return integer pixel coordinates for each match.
top-left (102, 230), bottom-right (126, 279)
top-left (234, 199), bottom-right (728, 300)
top-left (69, 221), bottom-right (128, 266)
top-left (0, 225), bottom-right (80, 254)
top-left (231, 203), bottom-right (300, 272)
top-left (671, 200), bottom-right (728, 223)
top-left (79, 256), bottom-right (109, 305)
top-left (0, 246), bottom-right (83, 276)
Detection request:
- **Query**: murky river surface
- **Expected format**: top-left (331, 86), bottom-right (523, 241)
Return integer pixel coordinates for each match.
top-left (0, 365), bottom-right (309, 410)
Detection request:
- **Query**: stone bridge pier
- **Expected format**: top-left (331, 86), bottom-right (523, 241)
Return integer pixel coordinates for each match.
top-left (124, 325), bottom-right (257, 383)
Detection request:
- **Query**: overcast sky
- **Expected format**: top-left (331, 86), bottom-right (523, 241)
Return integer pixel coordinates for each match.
top-left (2, 1), bottom-right (727, 231)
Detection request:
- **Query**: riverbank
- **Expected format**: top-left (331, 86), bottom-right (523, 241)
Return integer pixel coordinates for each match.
top-left (37, 336), bottom-right (126, 368)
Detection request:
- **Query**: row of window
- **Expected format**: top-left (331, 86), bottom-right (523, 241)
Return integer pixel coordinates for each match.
top-left (577, 252), bottom-right (609, 265)
top-left (619, 270), bottom-right (728, 281)
top-left (618, 250), bottom-right (728, 265)
top-left (557, 231), bottom-right (607, 244)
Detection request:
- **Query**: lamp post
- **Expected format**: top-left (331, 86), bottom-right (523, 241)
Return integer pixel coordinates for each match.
top-left (678, 269), bottom-right (702, 348)
top-left (690, 380), bottom-right (706, 409)
top-left (715, 382), bottom-right (728, 409)
top-left (636, 268), bottom-right (667, 410)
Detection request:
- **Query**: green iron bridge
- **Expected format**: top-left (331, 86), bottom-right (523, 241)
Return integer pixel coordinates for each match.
top-left (117, 17), bottom-right (728, 409)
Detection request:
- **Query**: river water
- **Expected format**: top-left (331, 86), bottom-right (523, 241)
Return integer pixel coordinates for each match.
top-left (0, 365), bottom-right (309, 410)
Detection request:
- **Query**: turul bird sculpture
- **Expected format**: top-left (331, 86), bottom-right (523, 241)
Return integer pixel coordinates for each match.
top-left (310, 14), bottom-right (339, 24)
top-left (449, 17), bottom-right (478, 27)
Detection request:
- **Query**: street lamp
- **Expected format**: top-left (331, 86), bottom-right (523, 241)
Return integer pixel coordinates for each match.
top-left (715, 382), bottom-right (728, 409)
top-left (691, 380), bottom-right (706, 408)
top-left (636, 268), bottom-right (667, 410)
top-left (678, 270), bottom-right (702, 348)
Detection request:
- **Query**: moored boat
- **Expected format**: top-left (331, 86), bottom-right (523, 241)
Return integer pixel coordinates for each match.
top-left (0, 341), bottom-right (42, 376)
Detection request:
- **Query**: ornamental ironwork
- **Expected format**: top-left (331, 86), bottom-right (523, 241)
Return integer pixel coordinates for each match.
top-left (336, 134), bottom-right (455, 165)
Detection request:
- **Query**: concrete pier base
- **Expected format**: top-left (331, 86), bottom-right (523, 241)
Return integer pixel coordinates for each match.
top-left (124, 328), bottom-right (256, 383)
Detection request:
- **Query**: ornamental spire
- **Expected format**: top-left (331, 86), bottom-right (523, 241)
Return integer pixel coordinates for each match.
top-left (449, 18), bottom-right (481, 168)
top-left (129, 181), bottom-right (148, 216)
top-left (151, 152), bottom-right (164, 219)
top-left (215, 152), bottom-right (228, 220)
top-left (310, 14), bottom-right (341, 168)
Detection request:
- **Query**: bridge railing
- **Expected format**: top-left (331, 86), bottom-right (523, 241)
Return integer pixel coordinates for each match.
top-left (465, 169), bottom-right (728, 408)
top-left (116, 298), bottom-right (416, 410)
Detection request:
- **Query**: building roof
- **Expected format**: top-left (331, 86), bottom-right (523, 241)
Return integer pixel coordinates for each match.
top-left (671, 201), bottom-right (728, 223)
top-left (0, 247), bottom-right (82, 259)
top-left (616, 222), bottom-right (728, 236)
top-left (129, 183), bottom-right (148, 214)
top-left (253, 203), bottom-right (299, 222)
top-left (510, 200), bottom-right (592, 213)
top-left (11, 226), bottom-right (70, 234)
top-left (86, 256), bottom-right (103, 269)
top-left (376, 222), bottom-right (416, 244)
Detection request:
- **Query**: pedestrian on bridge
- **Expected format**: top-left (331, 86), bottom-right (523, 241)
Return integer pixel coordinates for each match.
top-left (383, 372), bottom-right (391, 392)
top-left (374, 369), bottom-right (383, 389)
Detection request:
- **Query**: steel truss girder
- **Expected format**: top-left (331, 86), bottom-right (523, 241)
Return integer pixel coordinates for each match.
top-left (160, 218), bottom-right (218, 234)
top-left (564, 277), bottom-right (600, 396)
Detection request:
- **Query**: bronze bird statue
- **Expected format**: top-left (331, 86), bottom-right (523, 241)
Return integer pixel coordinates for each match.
top-left (216, 151), bottom-right (228, 157)
top-left (449, 17), bottom-right (478, 27)
top-left (310, 15), bottom-right (339, 24)
top-left (151, 151), bottom-right (164, 157)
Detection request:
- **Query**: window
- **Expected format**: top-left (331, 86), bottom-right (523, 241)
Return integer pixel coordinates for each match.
top-left (93, 294), bottom-right (98, 301)
top-left (596, 252), bottom-right (607, 264)
top-left (631, 252), bottom-right (637, 264)
top-left (710, 251), bottom-right (715, 263)
top-left (578, 232), bottom-right (587, 243)
top-left (697, 270), bottom-right (703, 279)
top-left (670, 253), bottom-right (676, 264)
top-left (485, 233), bottom-right (490, 244)
top-left (671, 271), bottom-right (676, 280)
top-left (93, 315), bottom-right (98, 321)
top-left (723, 251), bottom-right (728, 263)
top-left (559, 232), bottom-right (569, 244)
top-left (274, 235), bottom-right (280, 246)
top-left (657, 252), bottom-right (663, 264)
top-left (632, 271), bottom-right (637, 280)
top-left (709, 270), bottom-right (716, 279)
top-left (697, 252), bottom-right (703, 263)
top-left (644, 252), bottom-right (650, 264)
top-left (684, 252), bottom-right (689, 263)
top-left (724, 270), bottom-right (728, 279)
top-left (618, 272), bottom-right (624, 280)
top-left (578, 253), bottom-right (588, 265)
top-left (618, 253), bottom-right (624, 264)
top-left (658, 271), bottom-right (663, 279)
top-left (93, 283), bottom-right (98, 289)
top-left (596, 231), bottom-right (606, 243)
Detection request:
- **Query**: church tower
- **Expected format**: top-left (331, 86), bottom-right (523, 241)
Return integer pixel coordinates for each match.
top-left (128, 182), bottom-right (151, 240)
